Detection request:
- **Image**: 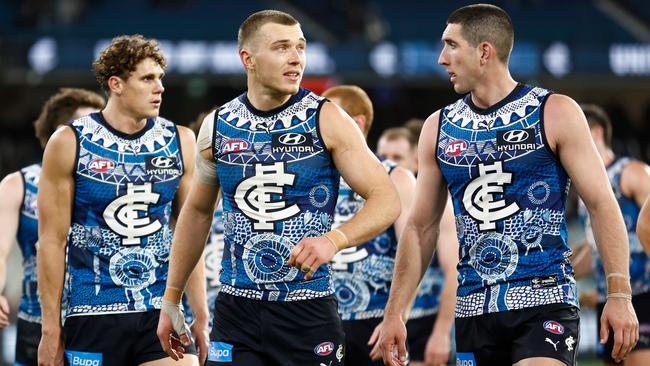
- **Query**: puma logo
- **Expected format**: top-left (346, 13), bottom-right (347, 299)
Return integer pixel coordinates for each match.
top-left (545, 337), bottom-right (559, 351)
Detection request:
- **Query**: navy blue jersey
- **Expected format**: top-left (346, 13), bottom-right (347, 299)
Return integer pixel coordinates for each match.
top-left (579, 157), bottom-right (650, 301)
top-left (16, 164), bottom-right (41, 322)
top-left (65, 113), bottom-right (183, 317)
top-left (331, 158), bottom-right (398, 320)
top-left (213, 88), bottom-right (340, 301)
top-left (436, 84), bottom-right (578, 317)
top-left (409, 256), bottom-right (444, 319)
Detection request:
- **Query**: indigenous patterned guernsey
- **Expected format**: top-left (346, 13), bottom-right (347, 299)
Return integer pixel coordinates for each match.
top-left (213, 88), bottom-right (340, 302)
top-left (331, 158), bottom-right (398, 320)
top-left (66, 112), bottom-right (183, 317)
top-left (436, 84), bottom-right (578, 317)
top-left (579, 157), bottom-right (650, 302)
top-left (17, 164), bottom-right (42, 322)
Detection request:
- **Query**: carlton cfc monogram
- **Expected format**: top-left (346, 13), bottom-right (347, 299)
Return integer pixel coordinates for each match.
top-left (103, 182), bottom-right (162, 245)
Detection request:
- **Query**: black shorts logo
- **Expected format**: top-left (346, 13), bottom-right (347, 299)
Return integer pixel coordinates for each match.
top-left (497, 128), bottom-right (536, 152)
top-left (271, 132), bottom-right (314, 154)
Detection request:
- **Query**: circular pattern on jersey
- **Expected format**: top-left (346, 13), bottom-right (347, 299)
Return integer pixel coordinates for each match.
top-left (469, 232), bottom-right (519, 284)
top-left (520, 225), bottom-right (543, 254)
top-left (333, 273), bottom-right (371, 313)
top-left (372, 232), bottom-right (392, 254)
top-left (243, 233), bottom-right (299, 283)
top-left (527, 181), bottom-right (551, 205)
top-left (109, 247), bottom-right (157, 289)
top-left (309, 185), bottom-right (331, 208)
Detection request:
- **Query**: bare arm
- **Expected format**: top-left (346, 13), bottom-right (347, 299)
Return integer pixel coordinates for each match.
top-left (37, 126), bottom-right (76, 365)
top-left (570, 240), bottom-right (593, 279)
top-left (620, 161), bottom-right (650, 208)
top-left (429, 198), bottom-right (458, 342)
top-left (0, 172), bottom-right (23, 327)
top-left (379, 111), bottom-right (449, 365)
top-left (545, 94), bottom-right (637, 362)
top-left (321, 101), bottom-right (401, 247)
top-left (639, 196), bottom-right (650, 255)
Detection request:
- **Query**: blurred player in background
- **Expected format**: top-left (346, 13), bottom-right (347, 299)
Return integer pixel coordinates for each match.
top-left (573, 104), bottom-right (650, 366)
top-left (322, 85), bottom-right (416, 365)
top-left (0, 88), bottom-right (104, 366)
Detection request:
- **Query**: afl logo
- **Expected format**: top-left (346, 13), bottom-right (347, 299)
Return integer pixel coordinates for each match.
top-left (314, 342), bottom-right (334, 356)
top-left (279, 133), bottom-right (307, 145)
top-left (222, 139), bottom-right (250, 154)
top-left (445, 139), bottom-right (468, 156)
top-left (150, 156), bottom-right (176, 168)
top-left (503, 130), bottom-right (529, 143)
top-left (543, 320), bottom-right (564, 335)
top-left (89, 158), bottom-right (116, 173)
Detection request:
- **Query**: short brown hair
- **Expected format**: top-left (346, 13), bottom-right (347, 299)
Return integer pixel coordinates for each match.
top-left (238, 10), bottom-right (299, 50)
top-left (581, 104), bottom-right (613, 147)
top-left (93, 34), bottom-right (166, 93)
top-left (402, 118), bottom-right (424, 146)
top-left (379, 127), bottom-right (415, 148)
top-left (34, 88), bottom-right (105, 148)
top-left (447, 4), bottom-right (514, 64)
top-left (322, 85), bottom-right (374, 136)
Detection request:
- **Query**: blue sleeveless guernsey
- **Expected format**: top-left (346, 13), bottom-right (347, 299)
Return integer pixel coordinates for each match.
top-left (66, 112), bottom-right (183, 317)
top-left (579, 157), bottom-right (650, 302)
top-left (331, 158), bottom-right (398, 320)
top-left (213, 88), bottom-right (340, 302)
top-left (409, 257), bottom-right (444, 319)
top-left (16, 163), bottom-right (42, 322)
top-left (436, 84), bottom-right (578, 317)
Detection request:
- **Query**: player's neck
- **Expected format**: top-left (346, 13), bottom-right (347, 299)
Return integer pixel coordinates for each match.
top-left (470, 69), bottom-right (517, 109)
top-left (102, 100), bottom-right (150, 134)
top-left (246, 82), bottom-right (293, 112)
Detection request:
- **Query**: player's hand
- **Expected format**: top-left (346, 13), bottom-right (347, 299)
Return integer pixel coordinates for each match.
top-left (600, 297), bottom-right (639, 363)
top-left (378, 315), bottom-right (408, 366)
top-left (38, 329), bottom-right (65, 366)
top-left (157, 300), bottom-right (192, 361)
top-left (424, 330), bottom-right (450, 366)
top-left (0, 295), bottom-right (10, 328)
top-left (190, 318), bottom-right (210, 365)
top-left (368, 321), bottom-right (384, 361)
top-left (288, 236), bottom-right (337, 280)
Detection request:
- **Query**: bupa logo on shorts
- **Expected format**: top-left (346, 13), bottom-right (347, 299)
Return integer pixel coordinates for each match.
top-left (222, 139), bottom-right (250, 154)
top-left (446, 139), bottom-right (469, 156)
top-left (89, 158), bottom-right (116, 173)
top-left (543, 320), bottom-right (565, 335)
top-left (64, 350), bottom-right (102, 366)
top-left (496, 127), bottom-right (536, 152)
top-left (456, 352), bottom-right (476, 366)
top-left (314, 341), bottom-right (335, 356)
top-left (145, 156), bottom-right (180, 175)
top-left (271, 132), bottom-right (314, 154)
top-left (208, 341), bottom-right (233, 362)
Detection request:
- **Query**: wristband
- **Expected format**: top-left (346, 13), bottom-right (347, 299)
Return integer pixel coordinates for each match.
top-left (606, 272), bottom-right (630, 280)
top-left (607, 292), bottom-right (632, 301)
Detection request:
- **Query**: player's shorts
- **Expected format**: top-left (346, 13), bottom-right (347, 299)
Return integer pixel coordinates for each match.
top-left (15, 318), bottom-right (41, 366)
top-left (406, 313), bottom-right (437, 362)
top-left (455, 303), bottom-right (579, 366)
top-left (596, 291), bottom-right (650, 363)
top-left (63, 310), bottom-right (197, 366)
top-left (341, 317), bottom-right (383, 366)
top-left (208, 292), bottom-right (345, 365)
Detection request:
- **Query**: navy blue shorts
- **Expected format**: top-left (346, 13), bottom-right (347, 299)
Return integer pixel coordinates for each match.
top-left (15, 318), bottom-right (41, 366)
top-left (406, 313), bottom-right (437, 362)
top-left (341, 317), bottom-right (383, 366)
top-left (596, 291), bottom-right (650, 363)
top-left (455, 303), bottom-right (579, 366)
top-left (63, 310), bottom-right (196, 366)
top-left (208, 292), bottom-right (345, 365)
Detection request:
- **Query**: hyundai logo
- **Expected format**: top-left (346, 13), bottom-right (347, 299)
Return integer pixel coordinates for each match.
top-left (503, 130), bottom-right (529, 143)
top-left (279, 133), bottom-right (307, 145)
top-left (151, 156), bottom-right (175, 168)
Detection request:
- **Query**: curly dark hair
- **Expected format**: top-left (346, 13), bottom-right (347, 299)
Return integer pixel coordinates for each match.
top-left (34, 88), bottom-right (105, 148)
top-left (93, 34), bottom-right (166, 94)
